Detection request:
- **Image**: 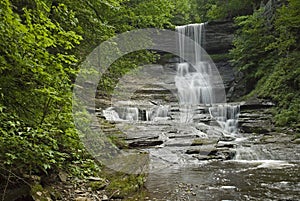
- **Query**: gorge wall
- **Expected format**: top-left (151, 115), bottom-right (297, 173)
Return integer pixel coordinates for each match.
top-left (204, 20), bottom-right (234, 55)
top-left (203, 20), bottom-right (243, 101)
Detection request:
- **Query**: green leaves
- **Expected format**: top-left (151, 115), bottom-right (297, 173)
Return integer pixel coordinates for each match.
top-left (271, 0), bottom-right (300, 55)
top-left (230, 1), bottom-right (300, 127)
top-left (190, 0), bottom-right (260, 22)
top-left (0, 0), bottom-right (84, 177)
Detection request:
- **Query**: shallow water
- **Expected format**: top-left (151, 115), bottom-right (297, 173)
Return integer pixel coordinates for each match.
top-left (104, 117), bottom-right (300, 201)
top-left (146, 160), bottom-right (300, 201)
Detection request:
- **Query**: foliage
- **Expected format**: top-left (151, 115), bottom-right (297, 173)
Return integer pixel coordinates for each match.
top-left (52, 0), bottom-right (119, 59)
top-left (190, 0), bottom-right (262, 22)
top-left (230, 0), bottom-right (300, 127)
top-left (169, 0), bottom-right (192, 25)
top-left (230, 8), bottom-right (276, 92)
top-left (0, 0), bottom-right (84, 178)
top-left (105, 171), bottom-right (146, 198)
top-left (0, 0), bottom-right (187, 193)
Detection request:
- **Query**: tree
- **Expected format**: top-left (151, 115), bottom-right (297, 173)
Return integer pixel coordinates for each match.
top-left (190, 0), bottom-right (262, 22)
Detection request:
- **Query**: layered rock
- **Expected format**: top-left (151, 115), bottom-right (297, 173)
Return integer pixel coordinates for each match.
top-left (204, 20), bottom-right (235, 54)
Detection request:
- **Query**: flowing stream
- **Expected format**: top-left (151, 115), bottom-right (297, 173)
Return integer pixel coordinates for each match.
top-left (101, 23), bottom-right (300, 200)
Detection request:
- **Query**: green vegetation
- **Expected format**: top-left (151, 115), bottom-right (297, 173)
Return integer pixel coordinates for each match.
top-left (190, 0), bottom-right (263, 22)
top-left (0, 0), bottom-right (82, 177)
top-left (209, 53), bottom-right (230, 62)
top-left (186, 0), bottom-right (299, 129)
top-left (105, 171), bottom-right (146, 199)
top-left (0, 0), bottom-right (187, 199)
top-left (230, 0), bottom-right (300, 128)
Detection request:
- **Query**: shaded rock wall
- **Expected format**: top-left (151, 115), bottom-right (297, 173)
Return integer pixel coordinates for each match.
top-left (204, 20), bottom-right (235, 54)
top-left (204, 21), bottom-right (241, 100)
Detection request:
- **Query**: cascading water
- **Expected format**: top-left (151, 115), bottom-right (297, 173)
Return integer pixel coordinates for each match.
top-left (103, 105), bottom-right (169, 122)
top-left (209, 104), bottom-right (240, 134)
top-left (147, 105), bottom-right (170, 121)
top-left (176, 23), bottom-right (215, 123)
top-left (175, 23), bottom-right (240, 134)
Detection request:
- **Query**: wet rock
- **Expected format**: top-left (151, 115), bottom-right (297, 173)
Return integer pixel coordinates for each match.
top-left (169, 134), bottom-right (199, 139)
top-left (204, 20), bottom-right (235, 54)
top-left (260, 134), bottom-right (293, 144)
top-left (293, 138), bottom-right (300, 144)
top-left (191, 138), bottom-right (218, 146)
top-left (189, 147), bottom-right (236, 161)
top-left (167, 57), bottom-right (180, 63)
top-left (165, 141), bottom-right (193, 147)
top-left (214, 60), bottom-right (235, 93)
top-left (125, 135), bottom-right (159, 141)
top-left (102, 194), bottom-right (109, 200)
top-left (220, 136), bottom-right (236, 141)
top-left (193, 155), bottom-right (215, 160)
top-left (186, 149), bottom-right (203, 154)
top-left (75, 197), bottom-right (92, 201)
top-left (186, 147), bottom-right (217, 155)
top-left (129, 140), bottom-right (163, 148)
top-left (216, 141), bottom-right (236, 148)
top-left (58, 171), bottom-right (68, 182)
top-left (240, 122), bottom-right (271, 134)
top-left (240, 100), bottom-right (275, 110)
top-left (220, 149), bottom-right (236, 160)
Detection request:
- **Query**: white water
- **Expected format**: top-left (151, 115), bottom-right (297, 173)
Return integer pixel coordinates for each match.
top-left (103, 105), bottom-right (169, 122)
top-left (147, 105), bottom-right (170, 121)
top-left (176, 24), bottom-right (215, 123)
top-left (209, 104), bottom-right (240, 134)
top-left (104, 23), bottom-right (240, 134)
top-left (175, 23), bottom-right (240, 133)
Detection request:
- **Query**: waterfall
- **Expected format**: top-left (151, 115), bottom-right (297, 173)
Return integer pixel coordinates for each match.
top-left (103, 105), bottom-right (169, 122)
top-left (175, 23), bottom-right (240, 134)
top-left (177, 24), bottom-right (205, 63)
top-left (209, 104), bottom-right (240, 134)
top-left (175, 23), bottom-right (215, 123)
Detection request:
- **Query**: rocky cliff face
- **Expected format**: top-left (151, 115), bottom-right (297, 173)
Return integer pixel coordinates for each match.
top-left (204, 20), bottom-right (235, 54)
top-left (204, 20), bottom-right (242, 100)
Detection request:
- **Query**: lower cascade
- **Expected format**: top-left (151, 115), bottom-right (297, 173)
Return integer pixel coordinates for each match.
top-left (99, 21), bottom-right (299, 201)
top-left (209, 104), bottom-right (240, 134)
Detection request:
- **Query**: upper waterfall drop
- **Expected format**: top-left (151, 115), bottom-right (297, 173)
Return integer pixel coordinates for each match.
top-left (177, 23), bottom-right (205, 64)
